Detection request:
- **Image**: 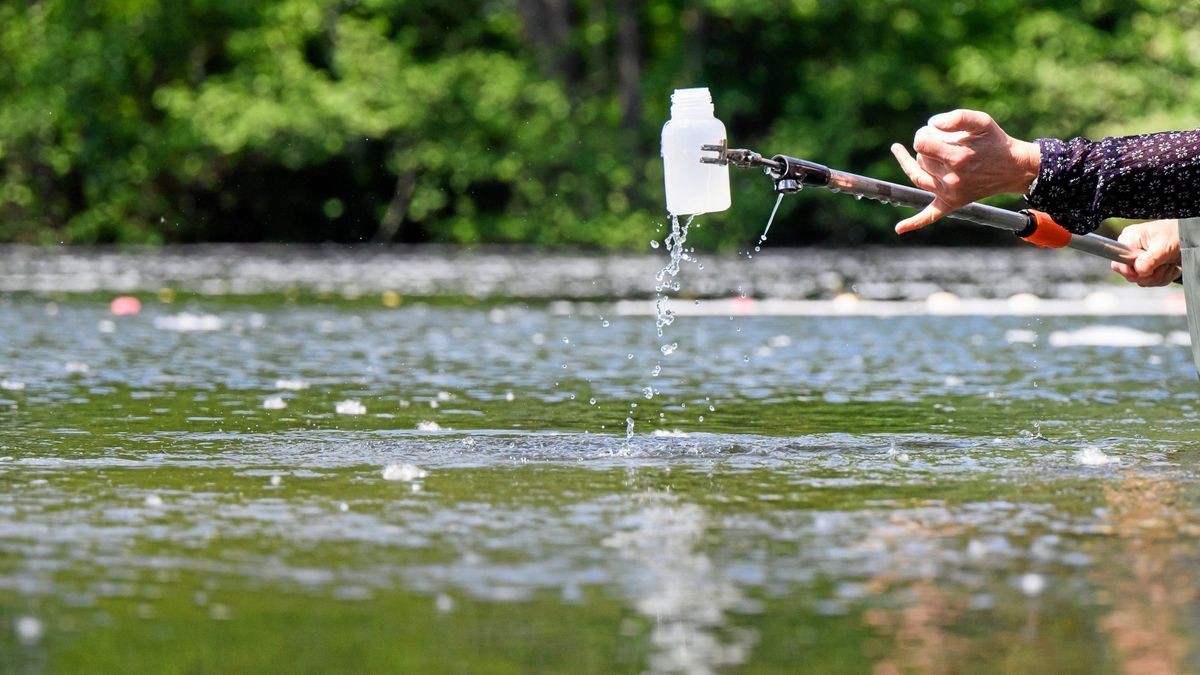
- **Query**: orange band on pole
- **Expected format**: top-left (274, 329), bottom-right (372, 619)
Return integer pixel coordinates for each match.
top-left (1021, 210), bottom-right (1073, 249)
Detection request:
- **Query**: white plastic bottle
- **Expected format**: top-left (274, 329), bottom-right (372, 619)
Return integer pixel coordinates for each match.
top-left (661, 87), bottom-right (731, 216)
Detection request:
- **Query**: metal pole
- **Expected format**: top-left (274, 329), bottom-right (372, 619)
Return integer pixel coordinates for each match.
top-left (703, 144), bottom-right (1142, 267)
top-left (822, 168), bottom-right (1133, 264)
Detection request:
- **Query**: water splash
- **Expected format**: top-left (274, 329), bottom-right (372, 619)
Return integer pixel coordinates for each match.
top-left (654, 215), bottom-right (693, 338)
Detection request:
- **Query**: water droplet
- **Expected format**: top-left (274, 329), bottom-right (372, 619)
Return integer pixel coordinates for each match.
top-left (660, 342), bottom-right (678, 356)
top-left (589, 398), bottom-right (597, 405)
top-left (651, 364), bottom-right (661, 377)
top-left (650, 240), bottom-right (660, 249)
top-left (642, 387), bottom-right (654, 399)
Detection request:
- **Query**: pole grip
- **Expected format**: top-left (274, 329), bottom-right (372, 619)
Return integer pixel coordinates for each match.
top-left (1018, 210), bottom-right (1073, 249)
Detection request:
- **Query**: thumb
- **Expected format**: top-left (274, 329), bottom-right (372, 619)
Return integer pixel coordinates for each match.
top-left (928, 109), bottom-right (993, 133)
top-left (895, 199), bottom-right (952, 234)
top-left (1134, 247), bottom-right (1169, 276)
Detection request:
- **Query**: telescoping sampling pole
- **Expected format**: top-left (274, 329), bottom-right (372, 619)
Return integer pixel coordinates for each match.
top-left (699, 141), bottom-right (1133, 264)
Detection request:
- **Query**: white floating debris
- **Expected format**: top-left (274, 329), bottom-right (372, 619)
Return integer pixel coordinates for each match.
top-left (1018, 572), bottom-right (1045, 597)
top-left (98, 319), bottom-right (116, 333)
top-left (652, 429), bottom-right (688, 438)
top-left (64, 362), bottom-right (90, 374)
top-left (1074, 446), bottom-right (1119, 466)
top-left (274, 379), bottom-right (309, 391)
top-left (382, 463), bottom-right (427, 482)
top-left (436, 391), bottom-right (453, 401)
top-left (154, 312), bottom-right (224, 332)
top-left (0, 381), bottom-right (26, 392)
top-left (1048, 325), bottom-right (1163, 348)
top-left (416, 421), bottom-right (442, 432)
top-left (14, 616), bottom-right (43, 645)
top-left (504, 391), bottom-right (515, 402)
top-left (435, 593), bottom-right (455, 613)
top-left (1005, 329), bottom-right (1038, 344)
top-left (262, 396), bottom-right (287, 410)
top-left (270, 475), bottom-right (282, 487)
top-left (335, 399), bottom-right (367, 415)
top-left (144, 494), bottom-right (164, 508)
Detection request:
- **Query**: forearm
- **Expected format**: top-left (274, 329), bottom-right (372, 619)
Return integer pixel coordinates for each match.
top-left (1027, 131), bottom-right (1200, 233)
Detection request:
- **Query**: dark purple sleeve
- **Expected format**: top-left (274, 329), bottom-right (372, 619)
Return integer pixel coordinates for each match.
top-left (1026, 131), bottom-right (1200, 233)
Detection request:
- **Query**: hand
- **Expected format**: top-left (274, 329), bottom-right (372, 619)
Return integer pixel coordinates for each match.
top-left (890, 109), bottom-right (1041, 234)
top-left (1110, 219), bottom-right (1182, 287)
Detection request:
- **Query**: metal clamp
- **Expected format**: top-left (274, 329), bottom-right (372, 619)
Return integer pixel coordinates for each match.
top-left (700, 140), bottom-right (782, 171)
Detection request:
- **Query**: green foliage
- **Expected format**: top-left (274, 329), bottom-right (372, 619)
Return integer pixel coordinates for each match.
top-left (1, 0), bottom-right (1199, 246)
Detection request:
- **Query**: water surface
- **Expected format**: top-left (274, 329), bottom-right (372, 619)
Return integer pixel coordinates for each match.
top-left (1, 247), bottom-right (1198, 673)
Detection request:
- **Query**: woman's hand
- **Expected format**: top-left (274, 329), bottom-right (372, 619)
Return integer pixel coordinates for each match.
top-left (890, 109), bottom-right (1041, 234)
top-left (1111, 219), bottom-right (1182, 287)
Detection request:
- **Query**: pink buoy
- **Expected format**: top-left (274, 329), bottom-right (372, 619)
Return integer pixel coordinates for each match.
top-left (110, 296), bottom-right (142, 316)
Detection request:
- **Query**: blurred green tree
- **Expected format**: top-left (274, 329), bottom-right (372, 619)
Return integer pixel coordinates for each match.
top-left (1, 0), bottom-right (1198, 247)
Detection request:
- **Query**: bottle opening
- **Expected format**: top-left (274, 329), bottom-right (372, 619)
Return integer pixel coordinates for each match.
top-left (670, 87), bottom-right (712, 105)
top-left (670, 87), bottom-right (713, 115)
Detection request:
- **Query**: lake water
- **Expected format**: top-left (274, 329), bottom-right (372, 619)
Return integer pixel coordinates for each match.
top-left (1, 245), bottom-right (1198, 673)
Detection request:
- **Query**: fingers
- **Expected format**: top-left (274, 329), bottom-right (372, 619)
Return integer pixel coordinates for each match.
top-left (913, 125), bottom-right (971, 165)
top-left (891, 142), bottom-right (956, 233)
top-left (1132, 247), bottom-right (1181, 277)
top-left (1112, 246), bottom-right (1180, 286)
top-left (890, 143), bottom-right (940, 192)
top-left (1110, 260), bottom-right (1138, 282)
top-left (895, 198), bottom-right (952, 234)
top-left (928, 109), bottom-right (995, 133)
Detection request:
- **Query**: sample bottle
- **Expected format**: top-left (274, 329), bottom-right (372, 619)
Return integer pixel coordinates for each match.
top-left (661, 87), bottom-right (731, 216)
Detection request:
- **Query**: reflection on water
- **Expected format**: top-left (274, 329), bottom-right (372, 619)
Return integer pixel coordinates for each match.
top-left (1092, 475), bottom-right (1198, 675)
top-left (604, 494), bottom-right (754, 674)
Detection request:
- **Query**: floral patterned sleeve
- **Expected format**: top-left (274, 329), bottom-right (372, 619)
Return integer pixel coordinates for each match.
top-left (1025, 131), bottom-right (1200, 234)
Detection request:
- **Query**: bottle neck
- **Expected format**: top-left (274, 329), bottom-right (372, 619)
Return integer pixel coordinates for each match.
top-left (670, 88), bottom-right (714, 118)
top-left (671, 101), bottom-right (714, 118)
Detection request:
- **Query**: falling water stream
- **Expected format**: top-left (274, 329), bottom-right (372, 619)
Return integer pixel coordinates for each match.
top-left (754, 193), bottom-right (786, 254)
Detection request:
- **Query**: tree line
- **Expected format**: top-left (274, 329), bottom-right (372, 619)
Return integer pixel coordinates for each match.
top-left (2, 0), bottom-right (1198, 248)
